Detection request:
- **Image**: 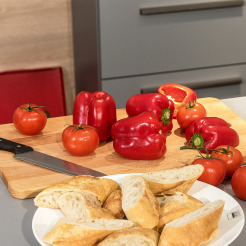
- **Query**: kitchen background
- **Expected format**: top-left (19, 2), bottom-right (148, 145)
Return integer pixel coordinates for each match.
top-left (1, 0), bottom-right (246, 117)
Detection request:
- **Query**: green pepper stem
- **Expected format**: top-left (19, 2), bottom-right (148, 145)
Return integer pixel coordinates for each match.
top-left (191, 133), bottom-right (204, 148)
top-left (161, 107), bottom-right (171, 125)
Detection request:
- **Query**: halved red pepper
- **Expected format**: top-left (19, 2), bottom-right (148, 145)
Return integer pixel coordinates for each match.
top-left (185, 117), bottom-right (239, 152)
top-left (111, 111), bottom-right (166, 160)
top-left (158, 84), bottom-right (197, 118)
top-left (73, 91), bottom-right (117, 141)
top-left (126, 93), bottom-right (174, 135)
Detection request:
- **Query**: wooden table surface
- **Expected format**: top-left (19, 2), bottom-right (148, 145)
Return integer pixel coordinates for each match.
top-left (0, 97), bottom-right (245, 199)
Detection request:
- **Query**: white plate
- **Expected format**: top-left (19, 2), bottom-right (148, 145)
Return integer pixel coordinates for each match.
top-left (32, 173), bottom-right (245, 246)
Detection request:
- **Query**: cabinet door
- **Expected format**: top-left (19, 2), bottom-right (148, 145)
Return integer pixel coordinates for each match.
top-left (99, 0), bottom-right (246, 79)
top-left (102, 64), bottom-right (246, 108)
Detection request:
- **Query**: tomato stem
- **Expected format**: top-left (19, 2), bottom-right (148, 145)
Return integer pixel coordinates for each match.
top-left (20, 102), bottom-right (45, 112)
top-left (65, 124), bottom-right (96, 133)
top-left (180, 143), bottom-right (235, 160)
top-left (210, 145), bottom-right (233, 157)
top-left (185, 101), bottom-right (196, 109)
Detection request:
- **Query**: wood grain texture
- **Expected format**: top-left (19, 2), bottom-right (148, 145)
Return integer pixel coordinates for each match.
top-left (0, 0), bottom-right (75, 114)
top-left (0, 98), bottom-right (245, 199)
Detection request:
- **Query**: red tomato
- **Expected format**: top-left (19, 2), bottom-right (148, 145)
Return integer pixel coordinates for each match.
top-left (13, 103), bottom-right (47, 135)
top-left (211, 145), bottom-right (243, 177)
top-left (231, 166), bottom-right (246, 200)
top-left (192, 159), bottom-right (226, 186)
top-left (177, 101), bottom-right (207, 130)
top-left (62, 125), bottom-right (99, 156)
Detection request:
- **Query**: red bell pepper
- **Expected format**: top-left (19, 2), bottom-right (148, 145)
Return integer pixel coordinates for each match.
top-left (111, 111), bottom-right (166, 160)
top-left (73, 91), bottom-right (117, 141)
top-left (126, 93), bottom-right (174, 135)
top-left (185, 117), bottom-right (239, 152)
top-left (158, 84), bottom-right (197, 118)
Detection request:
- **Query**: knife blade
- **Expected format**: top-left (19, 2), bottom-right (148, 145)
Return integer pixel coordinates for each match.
top-left (0, 137), bottom-right (105, 177)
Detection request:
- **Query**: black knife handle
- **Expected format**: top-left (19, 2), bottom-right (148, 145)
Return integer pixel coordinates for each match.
top-left (0, 137), bottom-right (33, 154)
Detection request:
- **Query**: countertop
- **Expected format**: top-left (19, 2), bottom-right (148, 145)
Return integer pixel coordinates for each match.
top-left (0, 96), bottom-right (245, 246)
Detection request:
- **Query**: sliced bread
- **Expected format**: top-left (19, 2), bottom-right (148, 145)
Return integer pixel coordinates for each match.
top-left (43, 217), bottom-right (135, 246)
top-left (98, 227), bottom-right (160, 246)
top-left (141, 164), bottom-right (204, 195)
top-left (64, 176), bottom-right (120, 203)
top-left (121, 175), bottom-right (160, 229)
top-left (57, 191), bottom-right (115, 220)
top-left (34, 184), bottom-right (100, 209)
top-left (156, 191), bottom-right (204, 232)
top-left (103, 190), bottom-right (125, 219)
top-left (158, 199), bottom-right (225, 246)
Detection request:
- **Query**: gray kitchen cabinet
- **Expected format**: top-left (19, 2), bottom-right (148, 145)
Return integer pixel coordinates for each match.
top-left (72, 0), bottom-right (246, 108)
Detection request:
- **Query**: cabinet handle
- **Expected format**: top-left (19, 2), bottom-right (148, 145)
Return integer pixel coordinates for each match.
top-left (140, 0), bottom-right (244, 15)
top-left (140, 77), bottom-right (242, 94)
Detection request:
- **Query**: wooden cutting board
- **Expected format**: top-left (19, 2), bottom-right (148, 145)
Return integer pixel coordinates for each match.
top-left (0, 97), bottom-right (245, 199)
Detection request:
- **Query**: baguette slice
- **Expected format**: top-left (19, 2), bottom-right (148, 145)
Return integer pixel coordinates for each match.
top-left (103, 190), bottom-right (125, 219)
top-left (64, 176), bottom-right (120, 203)
top-left (156, 191), bottom-right (204, 232)
top-left (158, 199), bottom-right (225, 246)
top-left (141, 164), bottom-right (204, 195)
top-left (43, 218), bottom-right (135, 246)
top-left (98, 227), bottom-right (160, 246)
top-left (57, 192), bottom-right (115, 220)
top-left (121, 175), bottom-right (160, 229)
top-left (34, 184), bottom-right (100, 209)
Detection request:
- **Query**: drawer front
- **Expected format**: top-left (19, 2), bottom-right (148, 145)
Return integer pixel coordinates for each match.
top-left (99, 0), bottom-right (246, 79)
top-left (102, 64), bottom-right (246, 108)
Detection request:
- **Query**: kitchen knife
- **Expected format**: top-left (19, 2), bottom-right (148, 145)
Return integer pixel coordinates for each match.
top-left (0, 137), bottom-right (105, 177)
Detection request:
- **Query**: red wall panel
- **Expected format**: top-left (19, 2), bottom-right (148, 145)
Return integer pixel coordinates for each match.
top-left (0, 67), bottom-right (67, 124)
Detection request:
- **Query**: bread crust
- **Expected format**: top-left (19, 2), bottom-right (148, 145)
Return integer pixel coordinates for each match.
top-left (122, 175), bottom-right (160, 229)
top-left (141, 165), bottom-right (204, 195)
top-left (64, 176), bottom-right (120, 203)
top-left (157, 192), bottom-right (204, 232)
top-left (158, 200), bottom-right (224, 246)
top-left (98, 227), bottom-right (160, 246)
top-left (103, 190), bottom-right (125, 219)
top-left (34, 176), bottom-right (120, 209)
top-left (43, 218), bottom-right (135, 246)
